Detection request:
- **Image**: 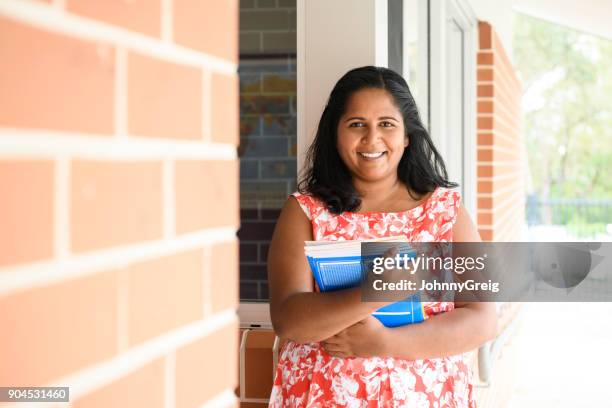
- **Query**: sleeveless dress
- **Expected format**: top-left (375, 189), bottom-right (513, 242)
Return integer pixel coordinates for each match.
top-left (268, 186), bottom-right (476, 408)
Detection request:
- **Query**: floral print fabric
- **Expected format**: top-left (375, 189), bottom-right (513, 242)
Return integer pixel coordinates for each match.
top-left (268, 187), bottom-right (476, 407)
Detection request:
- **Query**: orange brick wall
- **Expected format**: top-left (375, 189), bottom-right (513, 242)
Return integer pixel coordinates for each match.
top-left (476, 22), bottom-right (525, 242)
top-left (0, 1), bottom-right (239, 407)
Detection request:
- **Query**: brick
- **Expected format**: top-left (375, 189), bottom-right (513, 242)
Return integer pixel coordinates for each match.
top-left (477, 212), bottom-right (493, 225)
top-left (260, 208), bottom-right (281, 220)
top-left (175, 160), bottom-right (238, 234)
top-left (240, 281), bottom-right (260, 300)
top-left (260, 282), bottom-right (270, 300)
top-left (240, 116), bottom-right (261, 137)
top-left (477, 165), bottom-right (493, 177)
top-left (0, 17), bottom-right (114, 133)
top-left (210, 241), bottom-right (239, 313)
top-left (175, 322), bottom-right (238, 408)
top-left (259, 243), bottom-right (270, 262)
top-left (263, 32), bottom-right (296, 53)
top-left (477, 68), bottom-right (493, 81)
top-left (67, 0), bottom-right (160, 37)
top-left (477, 52), bottom-right (494, 65)
top-left (261, 159), bottom-right (297, 179)
top-left (72, 359), bottom-right (165, 408)
top-left (477, 116), bottom-right (494, 130)
top-left (279, 0), bottom-right (296, 7)
top-left (0, 161), bottom-right (53, 267)
top-left (478, 229), bottom-right (493, 241)
top-left (239, 60), bottom-right (290, 74)
top-left (478, 197), bottom-right (492, 209)
top-left (478, 181), bottom-right (493, 194)
top-left (477, 84), bottom-right (494, 97)
top-left (239, 264), bottom-right (268, 281)
top-left (0, 271), bottom-right (118, 385)
top-left (240, 243), bottom-right (259, 262)
top-left (174, 0), bottom-right (238, 62)
top-left (238, 221), bottom-right (276, 241)
top-left (240, 10), bottom-right (289, 31)
top-left (262, 114), bottom-right (296, 135)
top-left (241, 95), bottom-right (291, 115)
top-left (262, 73), bottom-right (297, 93)
top-left (240, 32), bottom-right (262, 53)
top-left (240, 180), bottom-right (289, 205)
top-left (240, 208), bottom-right (259, 220)
top-left (128, 52), bottom-right (202, 140)
top-left (477, 149), bottom-right (493, 162)
top-left (239, 137), bottom-right (289, 157)
top-left (256, 0), bottom-right (276, 8)
top-left (241, 0), bottom-right (256, 9)
top-left (240, 160), bottom-right (260, 179)
top-left (240, 74), bottom-right (262, 94)
top-left (477, 133), bottom-right (493, 146)
top-left (479, 22), bottom-right (492, 49)
top-left (477, 101), bottom-right (494, 114)
top-left (71, 160), bottom-right (163, 252)
top-left (212, 73), bottom-right (239, 145)
top-left (128, 250), bottom-right (204, 346)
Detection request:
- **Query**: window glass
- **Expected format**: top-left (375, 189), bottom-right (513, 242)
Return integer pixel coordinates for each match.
top-left (238, 0), bottom-right (297, 302)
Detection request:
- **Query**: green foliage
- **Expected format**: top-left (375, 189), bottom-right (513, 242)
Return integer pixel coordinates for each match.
top-left (514, 14), bottom-right (612, 200)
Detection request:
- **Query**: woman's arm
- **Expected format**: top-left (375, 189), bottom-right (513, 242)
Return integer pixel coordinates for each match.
top-left (322, 203), bottom-right (498, 358)
top-left (268, 197), bottom-right (387, 343)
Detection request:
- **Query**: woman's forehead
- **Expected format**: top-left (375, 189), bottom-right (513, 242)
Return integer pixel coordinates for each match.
top-left (343, 88), bottom-right (401, 117)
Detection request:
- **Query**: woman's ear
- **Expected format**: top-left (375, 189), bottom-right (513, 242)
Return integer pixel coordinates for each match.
top-left (404, 136), bottom-right (409, 148)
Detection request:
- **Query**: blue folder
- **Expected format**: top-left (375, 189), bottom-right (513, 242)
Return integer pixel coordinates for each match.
top-left (307, 251), bottom-right (425, 327)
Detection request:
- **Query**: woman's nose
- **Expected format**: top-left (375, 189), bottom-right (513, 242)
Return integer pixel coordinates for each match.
top-left (361, 126), bottom-right (381, 144)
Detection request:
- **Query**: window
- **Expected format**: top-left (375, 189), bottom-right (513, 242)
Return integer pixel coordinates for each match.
top-left (238, 0), bottom-right (297, 303)
top-left (429, 0), bottom-right (478, 215)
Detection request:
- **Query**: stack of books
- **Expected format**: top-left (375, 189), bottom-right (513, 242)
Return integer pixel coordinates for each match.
top-left (304, 237), bottom-right (425, 327)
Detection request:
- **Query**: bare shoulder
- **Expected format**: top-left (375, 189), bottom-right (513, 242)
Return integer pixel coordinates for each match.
top-left (452, 203), bottom-right (482, 243)
top-left (267, 196), bottom-right (314, 307)
top-left (275, 195), bottom-right (313, 234)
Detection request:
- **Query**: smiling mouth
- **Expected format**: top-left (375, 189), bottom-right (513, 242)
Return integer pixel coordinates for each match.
top-left (358, 151), bottom-right (387, 160)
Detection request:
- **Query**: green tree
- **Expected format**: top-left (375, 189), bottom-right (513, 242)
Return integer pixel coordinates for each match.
top-left (513, 14), bottom-right (612, 200)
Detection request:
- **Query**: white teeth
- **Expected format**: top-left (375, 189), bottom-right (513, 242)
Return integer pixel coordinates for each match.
top-left (359, 152), bottom-right (385, 158)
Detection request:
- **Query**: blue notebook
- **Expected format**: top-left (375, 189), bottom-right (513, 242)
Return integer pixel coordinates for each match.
top-left (305, 239), bottom-right (425, 327)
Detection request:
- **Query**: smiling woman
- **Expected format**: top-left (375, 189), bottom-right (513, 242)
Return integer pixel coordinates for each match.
top-left (337, 88), bottom-right (409, 186)
top-left (298, 66), bottom-right (458, 216)
top-left (266, 66), bottom-right (497, 407)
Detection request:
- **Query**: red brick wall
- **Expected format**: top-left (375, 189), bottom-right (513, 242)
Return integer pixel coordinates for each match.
top-left (476, 22), bottom-right (525, 242)
top-left (0, 1), bottom-right (239, 407)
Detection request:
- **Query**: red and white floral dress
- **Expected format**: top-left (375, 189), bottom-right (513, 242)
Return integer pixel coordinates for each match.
top-left (268, 186), bottom-right (476, 408)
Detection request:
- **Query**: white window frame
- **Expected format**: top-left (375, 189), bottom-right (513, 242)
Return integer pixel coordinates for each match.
top-left (428, 0), bottom-right (478, 217)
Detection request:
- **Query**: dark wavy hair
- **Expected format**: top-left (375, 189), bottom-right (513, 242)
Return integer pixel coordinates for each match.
top-left (298, 65), bottom-right (457, 214)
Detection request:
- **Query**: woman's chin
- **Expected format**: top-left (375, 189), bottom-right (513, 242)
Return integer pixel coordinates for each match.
top-left (354, 170), bottom-right (393, 183)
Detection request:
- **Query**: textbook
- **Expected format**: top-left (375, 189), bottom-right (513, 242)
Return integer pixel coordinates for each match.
top-left (304, 237), bottom-right (425, 327)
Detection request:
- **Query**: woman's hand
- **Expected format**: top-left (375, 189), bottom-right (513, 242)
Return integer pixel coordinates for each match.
top-left (321, 316), bottom-right (390, 358)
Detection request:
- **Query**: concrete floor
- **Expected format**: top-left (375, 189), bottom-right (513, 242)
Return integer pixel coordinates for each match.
top-left (507, 302), bottom-right (612, 407)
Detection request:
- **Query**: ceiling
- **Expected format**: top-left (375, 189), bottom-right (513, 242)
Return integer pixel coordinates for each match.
top-left (513, 0), bottom-right (612, 40)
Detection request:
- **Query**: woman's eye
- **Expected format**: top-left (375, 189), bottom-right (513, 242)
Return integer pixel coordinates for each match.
top-left (349, 122), bottom-right (365, 128)
top-left (380, 121), bottom-right (394, 128)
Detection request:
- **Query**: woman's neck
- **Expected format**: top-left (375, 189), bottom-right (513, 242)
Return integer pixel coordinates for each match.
top-left (353, 176), bottom-right (405, 203)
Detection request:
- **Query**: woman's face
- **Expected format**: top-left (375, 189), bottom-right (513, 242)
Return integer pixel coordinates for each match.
top-left (336, 88), bottom-right (408, 183)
